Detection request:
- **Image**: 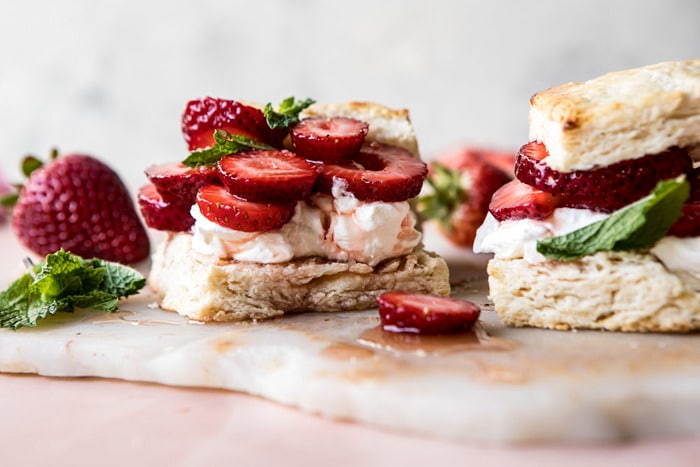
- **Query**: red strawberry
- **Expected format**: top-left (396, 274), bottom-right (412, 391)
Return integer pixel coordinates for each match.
top-left (376, 291), bottom-right (481, 334)
top-left (315, 142), bottom-right (427, 202)
top-left (515, 142), bottom-right (692, 211)
top-left (217, 150), bottom-right (318, 203)
top-left (145, 161), bottom-right (221, 209)
top-left (669, 168), bottom-right (700, 237)
top-left (419, 146), bottom-right (513, 247)
top-left (182, 97), bottom-right (286, 150)
top-left (290, 117), bottom-right (369, 163)
top-left (138, 183), bottom-right (194, 232)
top-left (196, 184), bottom-right (295, 232)
top-left (489, 179), bottom-right (559, 221)
top-left (11, 153), bottom-right (149, 263)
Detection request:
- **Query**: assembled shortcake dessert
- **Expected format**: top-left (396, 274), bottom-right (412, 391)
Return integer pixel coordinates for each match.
top-left (474, 59), bottom-right (700, 332)
top-left (139, 98), bottom-right (450, 321)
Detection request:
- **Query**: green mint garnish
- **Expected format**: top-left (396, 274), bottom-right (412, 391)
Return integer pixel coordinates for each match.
top-left (417, 163), bottom-right (465, 231)
top-left (182, 130), bottom-right (274, 167)
top-left (536, 177), bottom-right (689, 261)
top-left (0, 249), bottom-right (146, 330)
top-left (263, 96), bottom-right (315, 130)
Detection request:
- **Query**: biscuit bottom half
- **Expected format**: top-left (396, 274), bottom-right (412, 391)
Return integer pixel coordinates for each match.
top-left (488, 251), bottom-right (700, 332)
top-left (149, 233), bottom-right (450, 322)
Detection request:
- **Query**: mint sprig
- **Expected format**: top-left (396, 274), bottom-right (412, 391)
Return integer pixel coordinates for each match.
top-left (0, 250), bottom-right (146, 330)
top-left (263, 97), bottom-right (315, 130)
top-left (536, 177), bottom-right (689, 261)
top-left (182, 130), bottom-right (275, 167)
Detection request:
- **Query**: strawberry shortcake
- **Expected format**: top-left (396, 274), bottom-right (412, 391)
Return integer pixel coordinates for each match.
top-left (474, 59), bottom-right (700, 332)
top-left (139, 98), bottom-right (450, 321)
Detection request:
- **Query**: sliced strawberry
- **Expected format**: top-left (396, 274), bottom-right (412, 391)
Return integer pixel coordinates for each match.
top-left (290, 117), bottom-right (369, 163)
top-left (489, 179), bottom-right (559, 221)
top-left (138, 183), bottom-right (194, 232)
top-left (145, 162), bottom-right (221, 209)
top-left (196, 184), bottom-right (295, 232)
top-left (182, 97), bottom-right (286, 150)
top-left (669, 168), bottom-right (700, 237)
top-left (515, 142), bottom-right (692, 211)
top-left (217, 150), bottom-right (318, 203)
top-left (315, 142), bottom-right (427, 202)
top-left (376, 291), bottom-right (481, 334)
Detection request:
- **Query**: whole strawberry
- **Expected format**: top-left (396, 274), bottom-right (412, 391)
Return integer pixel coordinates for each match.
top-left (7, 150), bottom-right (150, 263)
top-left (418, 146), bottom-right (513, 247)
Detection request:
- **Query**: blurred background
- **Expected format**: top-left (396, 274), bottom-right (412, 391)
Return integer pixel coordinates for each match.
top-left (0, 0), bottom-right (699, 190)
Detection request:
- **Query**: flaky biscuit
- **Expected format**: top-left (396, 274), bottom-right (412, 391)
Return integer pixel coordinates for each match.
top-left (487, 251), bottom-right (700, 332)
top-left (150, 233), bottom-right (450, 321)
top-left (529, 59), bottom-right (700, 171)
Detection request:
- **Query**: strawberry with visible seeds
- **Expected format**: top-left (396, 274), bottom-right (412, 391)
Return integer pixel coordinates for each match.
top-left (489, 179), bottom-right (559, 221)
top-left (9, 151), bottom-right (150, 263)
top-left (217, 150), bottom-right (318, 203)
top-left (145, 161), bottom-right (221, 209)
top-left (196, 184), bottom-right (295, 232)
top-left (377, 291), bottom-right (481, 334)
top-left (419, 146), bottom-right (513, 247)
top-left (138, 183), bottom-right (194, 232)
top-left (290, 117), bottom-right (369, 163)
top-left (315, 142), bottom-right (427, 202)
top-left (515, 141), bottom-right (692, 211)
top-left (182, 97), bottom-right (286, 150)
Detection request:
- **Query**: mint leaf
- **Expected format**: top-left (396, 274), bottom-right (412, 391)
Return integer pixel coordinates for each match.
top-left (263, 97), bottom-right (315, 130)
top-left (0, 250), bottom-right (146, 330)
top-left (182, 130), bottom-right (274, 167)
top-left (536, 177), bottom-right (689, 261)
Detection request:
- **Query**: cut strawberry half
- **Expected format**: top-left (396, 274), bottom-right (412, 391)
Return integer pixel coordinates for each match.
top-left (376, 291), bottom-right (481, 334)
top-left (515, 141), bottom-right (692, 211)
top-left (315, 142), bottom-right (427, 202)
top-left (145, 162), bottom-right (221, 209)
top-left (196, 184), bottom-right (295, 232)
top-left (217, 150), bottom-right (318, 203)
top-left (138, 183), bottom-right (194, 232)
top-left (182, 97), bottom-right (286, 150)
top-left (290, 117), bottom-right (369, 163)
top-left (489, 179), bottom-right (559, 221)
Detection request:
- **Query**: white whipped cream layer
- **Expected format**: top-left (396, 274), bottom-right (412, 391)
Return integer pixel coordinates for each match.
top-left (474, 208), bottom-right (700, 290)
top-left (190, 182), bottom-right (421, 266)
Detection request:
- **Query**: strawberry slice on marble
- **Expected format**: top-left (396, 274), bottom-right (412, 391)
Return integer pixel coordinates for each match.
top-left (217, 150), bottom-right (318, 203)
top-left (290, 117), bottom-right (369, 163)
top-left (377, 291), bottom-right (481, 334)
top-left (196, 184), bottom-right (295, 232)
top-left (315, 142), bottom-right (427, 202)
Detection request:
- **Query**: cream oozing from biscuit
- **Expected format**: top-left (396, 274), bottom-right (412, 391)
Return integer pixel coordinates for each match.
top-left (190, 180), bottom-right (421, 266)
top-left (474, 208), bottom-right (700, 291)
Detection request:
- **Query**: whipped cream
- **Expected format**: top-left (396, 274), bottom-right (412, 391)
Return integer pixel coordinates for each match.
top-left (473, 208), bottom-right (609, 262)
top-left (190, 181), bottom-right (421, 266)
top-left (474, 207), bottom-right (700, 290)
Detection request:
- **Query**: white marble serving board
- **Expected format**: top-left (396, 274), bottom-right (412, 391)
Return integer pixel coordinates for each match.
top-left (1, 261), bottom-right (700, 444)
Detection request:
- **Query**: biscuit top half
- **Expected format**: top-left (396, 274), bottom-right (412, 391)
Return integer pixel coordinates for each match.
top-left (529, 59), bottom-right (700, 172)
